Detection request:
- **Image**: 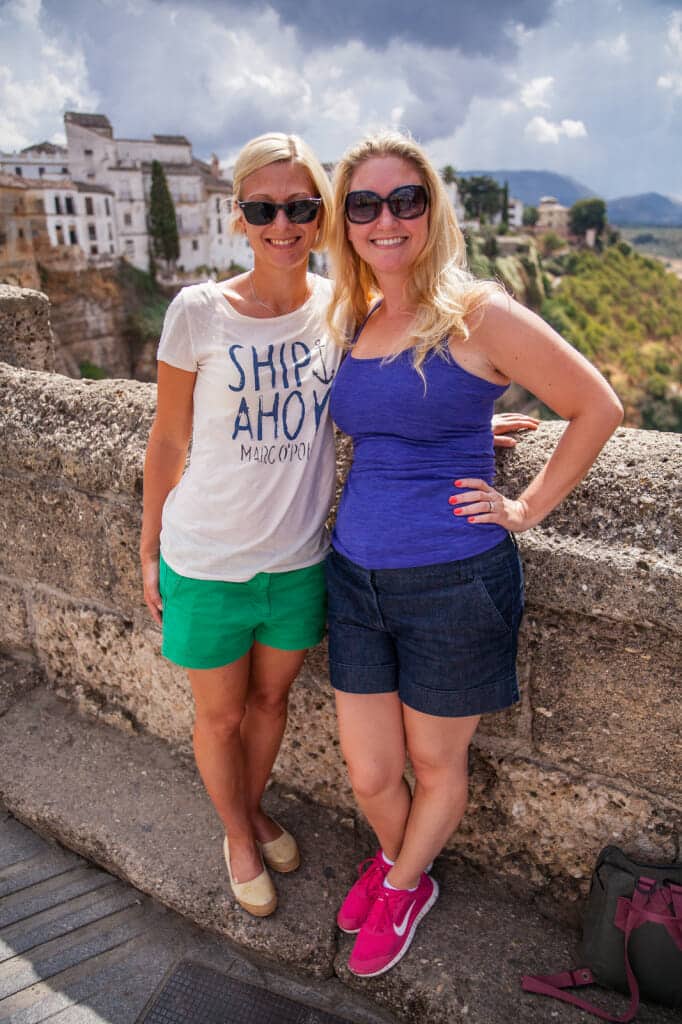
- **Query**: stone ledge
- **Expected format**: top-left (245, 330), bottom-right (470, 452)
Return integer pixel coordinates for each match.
top-left (0, 681), bottom-right (677, 1024)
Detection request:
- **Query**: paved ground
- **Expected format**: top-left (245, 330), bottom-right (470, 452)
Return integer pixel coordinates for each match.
top-left (0, 812), bottom-right (395, 1024)
top-left (1, 676), bottom-right (678, 1024)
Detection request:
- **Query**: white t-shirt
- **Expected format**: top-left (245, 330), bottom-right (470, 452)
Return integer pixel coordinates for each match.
top-left (157, 275), bottom-right (341, 581)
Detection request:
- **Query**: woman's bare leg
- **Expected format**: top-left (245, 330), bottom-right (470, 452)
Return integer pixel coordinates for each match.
top-left (335, 691), bottom-right (412, 859)
top-left (241, 643), bottom-right (307, 842)
top-left (188, 654), bottom-right (260, 883)
top-left (386, 707), bottom-right (480, 890)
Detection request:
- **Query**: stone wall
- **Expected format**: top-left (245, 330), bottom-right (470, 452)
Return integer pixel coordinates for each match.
top-left (1, 288), bottom-right (680, 919)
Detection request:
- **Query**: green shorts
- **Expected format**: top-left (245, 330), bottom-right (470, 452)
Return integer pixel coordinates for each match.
top-left (159, 556), bottom-right (327, 670)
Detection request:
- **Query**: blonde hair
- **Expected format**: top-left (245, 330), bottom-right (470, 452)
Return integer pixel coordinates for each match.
top-left (230, 133), bottom-right (333, 252)
top-left (327, 130), bottom-right (498, 372)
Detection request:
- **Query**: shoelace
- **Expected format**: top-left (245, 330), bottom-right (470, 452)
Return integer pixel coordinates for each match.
top-left (363, 885), bottom-right (411, 934)
top-left (355, 856), bottom-right (385, 890)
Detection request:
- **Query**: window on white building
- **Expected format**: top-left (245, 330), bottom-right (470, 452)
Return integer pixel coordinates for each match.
top-left (123, 212), bottom-right (132, 227)
top-left (217, 219), bottom-right (222, 234)
top-left (108, 224), bottom-right (113, 240)
top-left (61, 167), bottom-right (68, 175)
top-left (39, 167), bottom-right (45, 177)
top-left (84, 149), bottom-right (93, 157)
top-left (125, 239), bottom-right (135, 257)
top-left (55, 225), bottom-right (64, 244)
top-left (215, 198), bottom-right (221, 213)
top-left (54, 196), bottom-right (62, 215)
top-left (15, 167), bottom-right (22, 176)
top-left (105, 198), bottom-right (111, 216)
top-left (90, 244), bottom-right (98, 255)
top-left (69, 227), bottom-right (77, 245)
top-left (85, 197), bottom-right (94, 216)
top-left (88, 224), bottom-right (96, 241)
top-left (65, 197), bottom-right (75, 215)
top-left (192, 239), bottom-right (199, 251)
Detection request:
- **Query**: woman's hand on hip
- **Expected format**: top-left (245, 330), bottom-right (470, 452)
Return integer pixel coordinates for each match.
top-left (141, 555), bottom-right (163, 625)
top-left (449, 478), bottom-right (533, 533)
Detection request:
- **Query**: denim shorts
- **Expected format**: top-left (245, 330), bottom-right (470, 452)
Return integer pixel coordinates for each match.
top-left (325, 535), bottom-right (524, 717)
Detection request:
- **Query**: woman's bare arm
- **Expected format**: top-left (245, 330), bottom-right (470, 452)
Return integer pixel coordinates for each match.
top-left (140, 361), bottom-right (196, 623)
top-left (452, 294), bottom-right (623, 530)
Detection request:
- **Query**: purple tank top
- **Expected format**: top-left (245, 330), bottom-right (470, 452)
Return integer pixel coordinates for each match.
top-left (330, 334), bottom-right (509, 569)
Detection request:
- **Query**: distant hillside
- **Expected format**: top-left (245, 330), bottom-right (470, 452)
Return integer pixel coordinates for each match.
top-left (607, 192), bottom-right (682, 227)
top-left (458, 169), bottom-right (594, 207)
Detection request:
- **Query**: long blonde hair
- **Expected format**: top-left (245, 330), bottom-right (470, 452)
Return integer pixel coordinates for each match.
top-left (327, 130), bottom-right (497, 372)
top-left (230, 133), bottom-right (333, 252)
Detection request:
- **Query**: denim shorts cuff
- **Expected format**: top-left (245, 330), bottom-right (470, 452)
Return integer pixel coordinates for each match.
top-left (402, 676), bottom-right (520, 717)
top-left (329, 661), bottom-right (398, 695)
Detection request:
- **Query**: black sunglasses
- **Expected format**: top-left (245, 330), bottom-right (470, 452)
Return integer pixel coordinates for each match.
top-left (238, 198), bottom-right (322, 226)
top-left (345, 184), bottom-right (428, 224)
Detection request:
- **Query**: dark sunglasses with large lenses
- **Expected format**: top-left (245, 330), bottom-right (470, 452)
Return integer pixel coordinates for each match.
top-left (238, 198), bottom-right (321, 226)
top-left (344, 184), bottom-right (428, 224)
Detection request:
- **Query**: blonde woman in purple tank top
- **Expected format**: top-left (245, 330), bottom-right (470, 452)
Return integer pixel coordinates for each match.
top-left (324, 131), bottom-right (624, 977)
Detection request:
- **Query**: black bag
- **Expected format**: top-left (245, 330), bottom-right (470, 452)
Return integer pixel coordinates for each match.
top-left (522, 845), bottom-right (682, 1022)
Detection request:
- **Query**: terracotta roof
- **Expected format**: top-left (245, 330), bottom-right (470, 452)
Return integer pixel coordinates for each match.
top-left (0, 173), bottom-right (29, 189)
top-left (19, 141), bottom-right (68, 156)
top-left (64, 112), bottom-right (113, 134)
top-left (73, 181), bottom-right (115, 195)
top-left (153, 134), bottom-right (191, 146)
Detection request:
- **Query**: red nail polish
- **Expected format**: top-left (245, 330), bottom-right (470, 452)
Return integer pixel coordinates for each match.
top-left (467, 516), bottom-right (475, 522)
top-left (454, 509), bottom-right (462, 515)
top-left (455, 480), bottom-right (462, 487)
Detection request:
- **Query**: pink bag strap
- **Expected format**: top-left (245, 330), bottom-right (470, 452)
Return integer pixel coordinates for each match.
top-left (522, 877), bottom-right (682, 1023)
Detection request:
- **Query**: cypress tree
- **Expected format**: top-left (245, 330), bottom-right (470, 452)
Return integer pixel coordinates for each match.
top-left (149, 160), bottom-right (179, 267)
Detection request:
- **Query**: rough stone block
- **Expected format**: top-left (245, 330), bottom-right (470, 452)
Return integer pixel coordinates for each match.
top-left (103, 502), bottom-right (146, 613)
top-left (0, 480), bottom-right (114, 601)
top-left (275, 643), bottom-right (354, 809)
top-left (496, 423), bottom-right (681, 557)
top-left (526, 613), bottom-right (681, 798)
top-left (0, 364), bottom-right (154, 495)
top-left (0, 285), bottom-right (54, 371)
top-left (448, 749), bottom-right (680, 910)
top-left (0, 579), bottom-right (30, 653)
top-left (30, 592), bottom-right (193, 744)
top-left (520, 532), bottom-right (681, 634)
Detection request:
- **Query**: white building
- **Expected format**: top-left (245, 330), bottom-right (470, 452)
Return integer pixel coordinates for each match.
top-left (507, 196), bottom-right (524, 229)
top-left (27, 179), bottom-right (117, 266)
top-left (0, 141), bottom-right (70, 181)
top-left (2, 112), bottom-right (252, 275)
top-left (537, 196), bottom-right (569, 236)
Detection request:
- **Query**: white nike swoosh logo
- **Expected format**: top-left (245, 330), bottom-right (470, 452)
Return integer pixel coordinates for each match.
top-left (393, 900), bottom-right (415, 936)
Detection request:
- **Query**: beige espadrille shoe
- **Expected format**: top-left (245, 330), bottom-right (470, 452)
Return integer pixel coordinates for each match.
top-left (223, 836), bottom-right (277, 917)
top-left (258, 821), bottom-right (300, 873)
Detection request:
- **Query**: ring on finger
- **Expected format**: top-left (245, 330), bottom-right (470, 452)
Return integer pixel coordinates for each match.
top-left (488, 499), bottom-right (495, 513)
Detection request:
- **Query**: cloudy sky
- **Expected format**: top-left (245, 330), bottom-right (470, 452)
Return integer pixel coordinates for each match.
top-left (1, 0), bottom-right (680, 199)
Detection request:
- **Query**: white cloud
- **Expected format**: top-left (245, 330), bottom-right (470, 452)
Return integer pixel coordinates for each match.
top-left (0, 2), bottom-right (98, 151)
top-left (524, 115), bottom-right (587, 143)
top-left (520, 75), bottom-right (554, 108)
top-left (657, 72), bottom-right (682, 96)
top-left (596, 33), bottom-right (630, 59)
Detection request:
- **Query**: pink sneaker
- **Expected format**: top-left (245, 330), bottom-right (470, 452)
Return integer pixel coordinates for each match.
top-left (337, 851), bottom-right (391, 934)
top-left (348, 873), bottom-right (439, 977)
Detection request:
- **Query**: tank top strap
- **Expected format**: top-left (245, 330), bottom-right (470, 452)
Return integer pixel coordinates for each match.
top-left (350, 299), bottom-right (383, 345)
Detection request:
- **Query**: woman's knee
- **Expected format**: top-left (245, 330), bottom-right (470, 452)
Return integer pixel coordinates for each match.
top-left (194, 706), bottom-right (245, 742)
top-left (245, 685), bottom-right (289, 719)
top-left (347, 757), bottom-right (405, 802)
top-left (409, 745), bottom-right (469, 789)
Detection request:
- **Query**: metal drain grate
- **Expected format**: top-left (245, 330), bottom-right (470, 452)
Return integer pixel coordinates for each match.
top-left (139, 959), bottom-right (356, 1024)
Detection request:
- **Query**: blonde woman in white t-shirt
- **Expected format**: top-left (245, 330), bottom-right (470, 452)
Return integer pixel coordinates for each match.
top-left (140, 132), bottom-right (537, 920)
top-left (140, 134), bottom-right (341, 917)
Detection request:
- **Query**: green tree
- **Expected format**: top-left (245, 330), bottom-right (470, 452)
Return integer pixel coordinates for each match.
top-left (441, 164), bottom-right (457, 185)
top-left (458, 175), bottom-right (502, 223)
top-left (501, 181), bottom-right (509, 226)
top-left (522, 205), bottom-right (539, 227)
top-left (149, 160), bottom-right (180, 268)
top-left (569, 197), bottom-right (607, 239)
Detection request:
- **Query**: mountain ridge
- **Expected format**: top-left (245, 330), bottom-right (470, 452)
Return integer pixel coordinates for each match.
top-left (457, 170), bottom-right (682, 225)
